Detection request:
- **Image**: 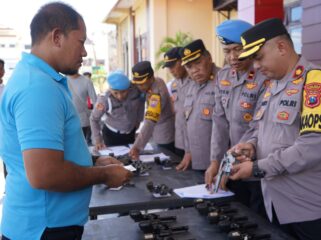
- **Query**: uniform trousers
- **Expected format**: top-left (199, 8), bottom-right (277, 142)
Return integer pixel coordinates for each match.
top-left (227, 180), bottom-right (267, 219)
top-left (102, 125), bottom-right (136, 146)
top-left (272, 206), bottom-right (321, 240)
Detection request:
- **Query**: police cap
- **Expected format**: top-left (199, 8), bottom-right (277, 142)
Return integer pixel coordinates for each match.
top-left (163, 47), bottom-right (182, 68)
top-left (131, 61), bottom-right (154, 84)
top-left (179, 39), bottom-right (207, 66)
top-left (216, 19), bottom-right (252, 45)
top-left (238, 18), bottom-right (289, 60)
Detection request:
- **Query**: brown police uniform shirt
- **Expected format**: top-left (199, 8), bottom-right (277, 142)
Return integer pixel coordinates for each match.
top-left (248, 57), bottom-right (321, 224)
top-left (170, 76), bottom-right (192, 150)
top-left (210, 65), bottom-right (268, 162)
top-left (184, 65), bottom-right (220, 170)
top-left (90, 85), bottom-right (144, 144)
top-left (133, 77), bottom-right (175, 150)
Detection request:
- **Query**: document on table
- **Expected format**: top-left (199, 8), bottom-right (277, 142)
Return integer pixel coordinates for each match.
top-left (98, 146), bottom-right (130, 156)
top-left (174, 184), bottom-right (234, 199)
top-left (129, 143), bottom-right (154, 151)
top-left (139, 153), bottom-right (170, 163)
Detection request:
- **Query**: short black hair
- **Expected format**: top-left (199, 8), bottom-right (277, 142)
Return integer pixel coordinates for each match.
top-left (83, 72), bottom-right (92, 78)
top-left (0, 59), bottom-right (4, 66)
top-left (30, 2), bottom-right (83, 46)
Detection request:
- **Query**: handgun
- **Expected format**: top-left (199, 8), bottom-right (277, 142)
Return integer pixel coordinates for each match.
top-left (213, 152), bottom-right (236, 193)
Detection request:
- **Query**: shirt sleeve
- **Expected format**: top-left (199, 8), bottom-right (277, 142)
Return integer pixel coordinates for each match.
top-left (210, 77), bottom-right (230, 162)
top-left (14, 84), bottom-right (66, 151)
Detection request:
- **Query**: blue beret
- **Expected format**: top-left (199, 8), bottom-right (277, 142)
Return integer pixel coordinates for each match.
top-left (107, 71), bottom-right (130, 90)
top-left (216, 19), bottom-right (253, 44)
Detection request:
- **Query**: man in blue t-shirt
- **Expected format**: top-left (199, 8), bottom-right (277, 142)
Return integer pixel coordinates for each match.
top-left (0, 3), bottom-right (132, 240)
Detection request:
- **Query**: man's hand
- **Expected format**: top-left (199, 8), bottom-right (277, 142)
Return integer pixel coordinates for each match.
top-left (205, 160), bottom-right (219, 189)
top-left (95, 141), bottom-right (106, 151)
top-left (176, 152), bottom-right (192, 171)
top-left (104, 164), bottom-right (133, 188)
top-left (129, 147), bottom-right (140, 160)
top-left (229, 161), bottom-right (253, 181)
top-left (229, 143), bottom-right (255, 163)
top-left (95, 156), bottom-right (122, 166)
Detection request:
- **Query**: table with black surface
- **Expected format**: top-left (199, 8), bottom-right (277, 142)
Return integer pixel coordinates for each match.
top-left (89, 146), bottom-right (232, 219)
top-left (83, 202), bottom-right (294, 240)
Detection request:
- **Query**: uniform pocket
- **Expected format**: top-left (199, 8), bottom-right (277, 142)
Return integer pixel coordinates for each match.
top-left (272, 109), bottom-right (300, 146)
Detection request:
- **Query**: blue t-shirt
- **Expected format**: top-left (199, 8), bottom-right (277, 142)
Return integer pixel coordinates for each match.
top-left (0, 52), bottom-right (93, 239)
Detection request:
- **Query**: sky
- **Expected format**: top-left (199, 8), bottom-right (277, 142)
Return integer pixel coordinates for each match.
top-left (0, 0), bottom-right (117, 39)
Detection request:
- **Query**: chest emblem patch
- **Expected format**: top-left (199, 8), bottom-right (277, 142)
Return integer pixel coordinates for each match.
top-left (277, 111), bottom-right (289, 120)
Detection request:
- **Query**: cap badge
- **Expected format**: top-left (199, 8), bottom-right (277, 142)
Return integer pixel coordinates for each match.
top-left (134, 72), bottom-right (140, 77)
top-left (184, 48), bottom-right (191, 56)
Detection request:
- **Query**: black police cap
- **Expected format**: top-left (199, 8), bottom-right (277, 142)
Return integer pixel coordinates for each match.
top-left (179, 39), bottom-right (207, 66)
top-left (239, 18), bottom-right (289, 60)
top-left (162, 47), bottom-right (182, 68)
top-left (131, 61), bottom-right (154, 84)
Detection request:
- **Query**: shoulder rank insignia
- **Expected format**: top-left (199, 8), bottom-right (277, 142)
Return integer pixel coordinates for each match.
top-left (247, 71), bottom-right (255, 80)
top-left (263, 79), bottom-right (271, 87)
top-left (293, 65), bottom-right (304, 79)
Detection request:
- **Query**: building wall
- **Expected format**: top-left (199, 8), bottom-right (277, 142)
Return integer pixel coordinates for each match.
top-left (302, 0), bottom-right (321, 65)
top-left (150, 0), bottom-right (214, 80)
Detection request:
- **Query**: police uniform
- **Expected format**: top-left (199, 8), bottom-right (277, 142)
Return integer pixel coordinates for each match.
top-left (90, 72), bottom-right (144, 146)
top-left (181, 40), bottom-right (220, 170)
top-left (239, 18), bottom-right (321, 236)
top-left (131, 61), bottom-right (175, 151)
top-left (163, 47), bottom-right (192, 155)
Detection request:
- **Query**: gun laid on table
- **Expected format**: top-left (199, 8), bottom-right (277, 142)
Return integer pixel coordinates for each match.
top-left (213, 152), bottom-right (236, 193)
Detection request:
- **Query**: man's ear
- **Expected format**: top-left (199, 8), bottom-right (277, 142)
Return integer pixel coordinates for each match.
top-left (277, 39), bottom-right (288, 56)
top-left (51, 28), bottom-right (63, 47)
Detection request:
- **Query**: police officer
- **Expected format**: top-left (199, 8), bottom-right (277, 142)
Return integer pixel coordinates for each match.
top-left (230, 18), bottom-right (321, 239)
top-left (129, 61), bottom-right (175, 159)
top-left (163, 47), bottom-right (192, 157)
top-left (90, 71), bottom-right (144, 148)
top-left (204, 20), bottom-right (267, 216)
top-left (176, 39), bottom-right (220, 171)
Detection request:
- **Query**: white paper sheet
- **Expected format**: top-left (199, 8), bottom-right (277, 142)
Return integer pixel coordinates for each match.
top-left (174, 184), bottom-right (234, 199)
top-left (139, 153), bottom-right (170, 163)
top-left (124, 165), bottom-right (137, 172)
top-left (98, 146), bottom-right (130, 156)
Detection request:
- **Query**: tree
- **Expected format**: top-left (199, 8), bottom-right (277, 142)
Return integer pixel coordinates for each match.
top-left (155, 31), bottom-right (193, 71)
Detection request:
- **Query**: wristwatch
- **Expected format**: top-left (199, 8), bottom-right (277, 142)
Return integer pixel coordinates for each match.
top-left (252, 160), bottom-right (266, 178)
